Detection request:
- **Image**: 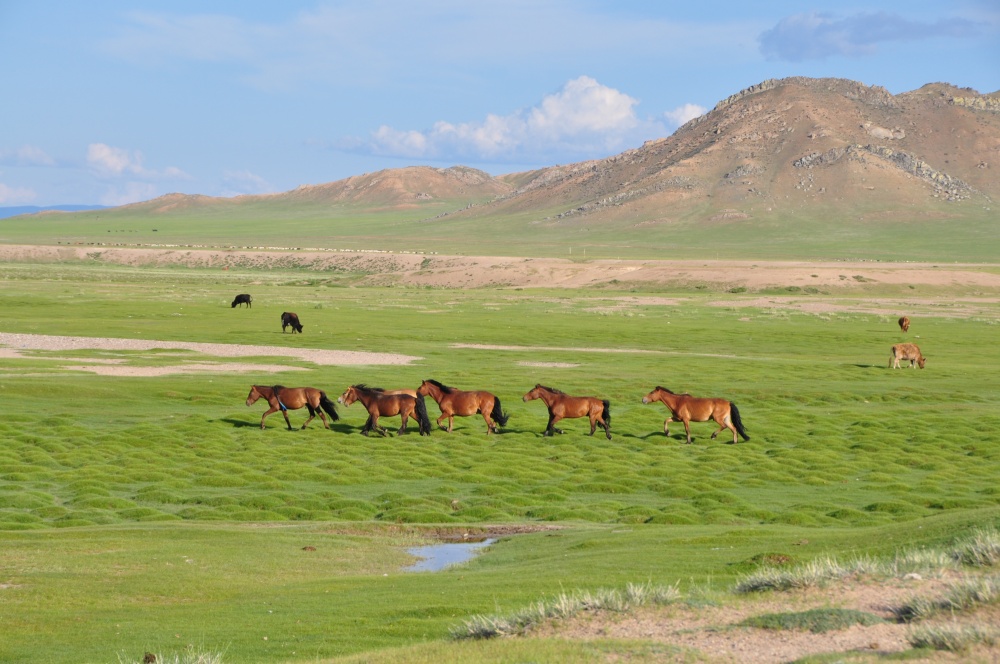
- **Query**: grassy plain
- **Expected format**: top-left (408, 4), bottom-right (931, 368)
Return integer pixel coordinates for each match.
top-left (0, 197), bottom-right (996, 261)
top-left (0, 260), bottom-right (999, 662)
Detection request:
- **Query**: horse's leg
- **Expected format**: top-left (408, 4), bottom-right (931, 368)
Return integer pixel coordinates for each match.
top-left (398, 410), bottom-right (409, 435)
top-left (281, 410), bottom-right (293, 431)
top-left (545, 413), bottom-right (564, 436)
top-left (588, 411), bottom-right (598, 436)
top-left (663, 416), bottom-right (674, 436)
top-left (683, 419), bottom-right (693, 444)
top-left (260, 405), bottom-right (280, 430)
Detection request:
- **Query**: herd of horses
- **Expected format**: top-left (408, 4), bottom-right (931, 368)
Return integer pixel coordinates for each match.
top-left (244, 380), bottom-right (751, 444)
top-left (241, 298), bottom-right (923, 439)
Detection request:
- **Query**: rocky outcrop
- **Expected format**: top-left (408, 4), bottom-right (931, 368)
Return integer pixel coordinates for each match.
top-left (951, 95), bottom-right (1000, 113)
top-left (794, 145), bottom-right (975, 201)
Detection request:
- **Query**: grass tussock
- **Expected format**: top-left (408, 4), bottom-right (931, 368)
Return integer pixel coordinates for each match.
top-left (118, 647), bottom-right (226, 664)
top-left (949, 527), bottom-right (1000, 567)
top-left (739, 607), bottom-right (884, 633)
top-left (734, 530), bottom-right (1000, 595)
top-left (451, 582), bottom-right (681, 640)
top-left (908, 623), bottom-right (1000, 652)
top-left (894, 574), bottom-right (1000, 622)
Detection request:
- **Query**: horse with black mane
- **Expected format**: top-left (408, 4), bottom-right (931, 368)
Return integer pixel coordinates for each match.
top-left (231, 293), bottom-right (252, 308)
top-left (245, 384), bottom-right (339, 430)
top-left (641, 386), bottom-right (749, 444)
top-left (417, 379), bottom-right (509, 434)
top-left (281, 311), bottom-right (303, 333)
top-left (522, 384), bottom-right (611, 439)
top-left (338, 384), bottom-right (431, 436)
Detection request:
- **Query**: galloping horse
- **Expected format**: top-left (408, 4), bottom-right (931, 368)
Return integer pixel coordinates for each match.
top-left (245, 385), bottom-right (339, 430)
top-left (417, 379), bottom-right (509, 434)
top-left (641, 386), bottom-right (749, 444)
top-left (338, 384), bottom-right (431, 436)
top-left (522, 384), bottom-right (611, 439)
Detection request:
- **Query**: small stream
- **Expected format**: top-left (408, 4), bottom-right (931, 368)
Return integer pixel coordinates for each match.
top-left (404, 538), bottom-right (496, 572)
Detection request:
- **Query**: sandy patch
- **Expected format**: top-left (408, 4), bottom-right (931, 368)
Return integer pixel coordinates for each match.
top-left (535, 574), bottom-right (995, 663)
top-left (452, 343), bottom-right (663, 355)
top-left (62, 362), bottom-right (305, 377)
top-left (0, 333), bottom-right (420, 373)
top-left (3, 244), bottom-right (1000, 292)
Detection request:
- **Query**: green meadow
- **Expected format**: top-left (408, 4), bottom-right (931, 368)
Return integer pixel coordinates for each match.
top-left (1, 259), bottom-right (999, 662)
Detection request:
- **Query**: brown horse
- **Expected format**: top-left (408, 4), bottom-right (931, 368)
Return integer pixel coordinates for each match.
top-left (522, 384), bottom-right (611, 439)
top-left (641, 386), bottom-right (749, 444)
top-left (417, 379), bottom-right (509, 434)
top-left (898, 316), bottom-right (911, 333)
top-left (338, 384), bottom-right (431, 436)
top-left (245, 385), bottom-right (339, 430)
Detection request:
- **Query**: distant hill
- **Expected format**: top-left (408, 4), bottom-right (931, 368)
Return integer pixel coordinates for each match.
top-left (0, 205), bottom-right (107, 219)
top-left (4, 78), bottom-right (997, 261)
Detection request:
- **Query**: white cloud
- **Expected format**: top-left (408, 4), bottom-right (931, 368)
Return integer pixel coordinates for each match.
top-left (99, 182), bottom-right (159, 206)
top-left (759, 11), bottom-right (980, 61)
top-left (0, 145), bottom-right (56, 167)
top-left (220, 170), bottom-right (273, 197)
top-left (356, 76), bottom-right (665, 163)
top-left (87, 143), bottom-right (146, 176)
top-left (0, 182), bottom-right (37, 204)
top-left (86, 143), bottom-right (190, 181)
top-left (664, 104), bottom-right (707, 128)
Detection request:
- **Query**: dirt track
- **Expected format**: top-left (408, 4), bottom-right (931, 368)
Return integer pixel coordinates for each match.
top-left (2, 243), bottom-right (999, 291)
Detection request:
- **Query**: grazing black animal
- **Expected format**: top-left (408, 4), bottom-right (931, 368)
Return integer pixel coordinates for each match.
top-left (231, 293), bottom-right (253, 308)
top-left (281, 311), bottom-right (303, 333)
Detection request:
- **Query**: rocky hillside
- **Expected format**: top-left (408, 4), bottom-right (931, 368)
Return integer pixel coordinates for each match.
top-left (49, 77), bottom-right (1000, 233)
top-left (465, 77), bottom-right (998, 226)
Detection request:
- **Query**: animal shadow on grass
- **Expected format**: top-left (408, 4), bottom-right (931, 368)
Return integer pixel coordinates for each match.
top-left (222, 417), bottom-right (259, 428)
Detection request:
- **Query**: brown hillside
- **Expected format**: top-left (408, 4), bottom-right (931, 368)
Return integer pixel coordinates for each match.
top-left (80, 77), bottom-right (999, 228)
top-left (480, 77), bottom-right (999, 225)
top-left (123, 165), bottom-right (512, 213)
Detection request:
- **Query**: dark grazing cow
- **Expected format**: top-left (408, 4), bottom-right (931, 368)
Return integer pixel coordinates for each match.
top-left (231, 293), bottom-right (253, 308)
top-left (898, 316), bottom-right (910, 333)
top-left (281, 311), bottom-right (303, 333)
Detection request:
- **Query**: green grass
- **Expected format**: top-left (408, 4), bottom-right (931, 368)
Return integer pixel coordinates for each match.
top-left (1, 194), bottom-right (997, 261)
top-left (0, 260), bottom-right (999, 661)
top-left (738, 607), bottom-right (885, 633)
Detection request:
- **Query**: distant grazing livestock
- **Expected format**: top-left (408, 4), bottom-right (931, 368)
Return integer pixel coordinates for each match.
top-left (898, 316), bottom-right (910, 333)
top-left (889, 342), bottom-right (925, 369)
top-left (231, 293), bottom-right (253, 308)
top-left (281, 311), bottom-right (303, 333)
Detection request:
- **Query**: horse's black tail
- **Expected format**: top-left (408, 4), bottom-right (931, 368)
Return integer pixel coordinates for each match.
top-left (491, 397), bottom-right (510, 428)
top-left (730, 403), bottom-right (750, 441)
top-left (415, 394), bottom-right (432, 436)
top-left (601, 400), bottom-right (611, 428)
top-left (319, 392), bottom-right (340, 421)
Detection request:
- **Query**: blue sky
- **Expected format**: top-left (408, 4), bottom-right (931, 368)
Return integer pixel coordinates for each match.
top-left (1, 1), bottom-right (997, 207)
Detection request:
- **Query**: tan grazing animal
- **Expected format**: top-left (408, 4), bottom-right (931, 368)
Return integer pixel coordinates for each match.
top-left (898, 316), bottom-right (910, 332)
top-left (889, 343), bottom-right (925, 369)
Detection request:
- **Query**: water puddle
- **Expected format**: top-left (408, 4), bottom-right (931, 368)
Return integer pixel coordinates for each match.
top-left (404, 538), bottom-right (496, 572)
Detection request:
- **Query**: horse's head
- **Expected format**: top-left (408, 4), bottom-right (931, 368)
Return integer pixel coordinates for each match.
top-left (417, 380), bottom-right (432, 396)
top-left (642, 386), bottom-right (670, 404)
top-left (246, 385), bottom-right (263, 407)
top-left (338, 386), bottom-right (357, 406)
top-left (523, 384), bottom-right (544, 402)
